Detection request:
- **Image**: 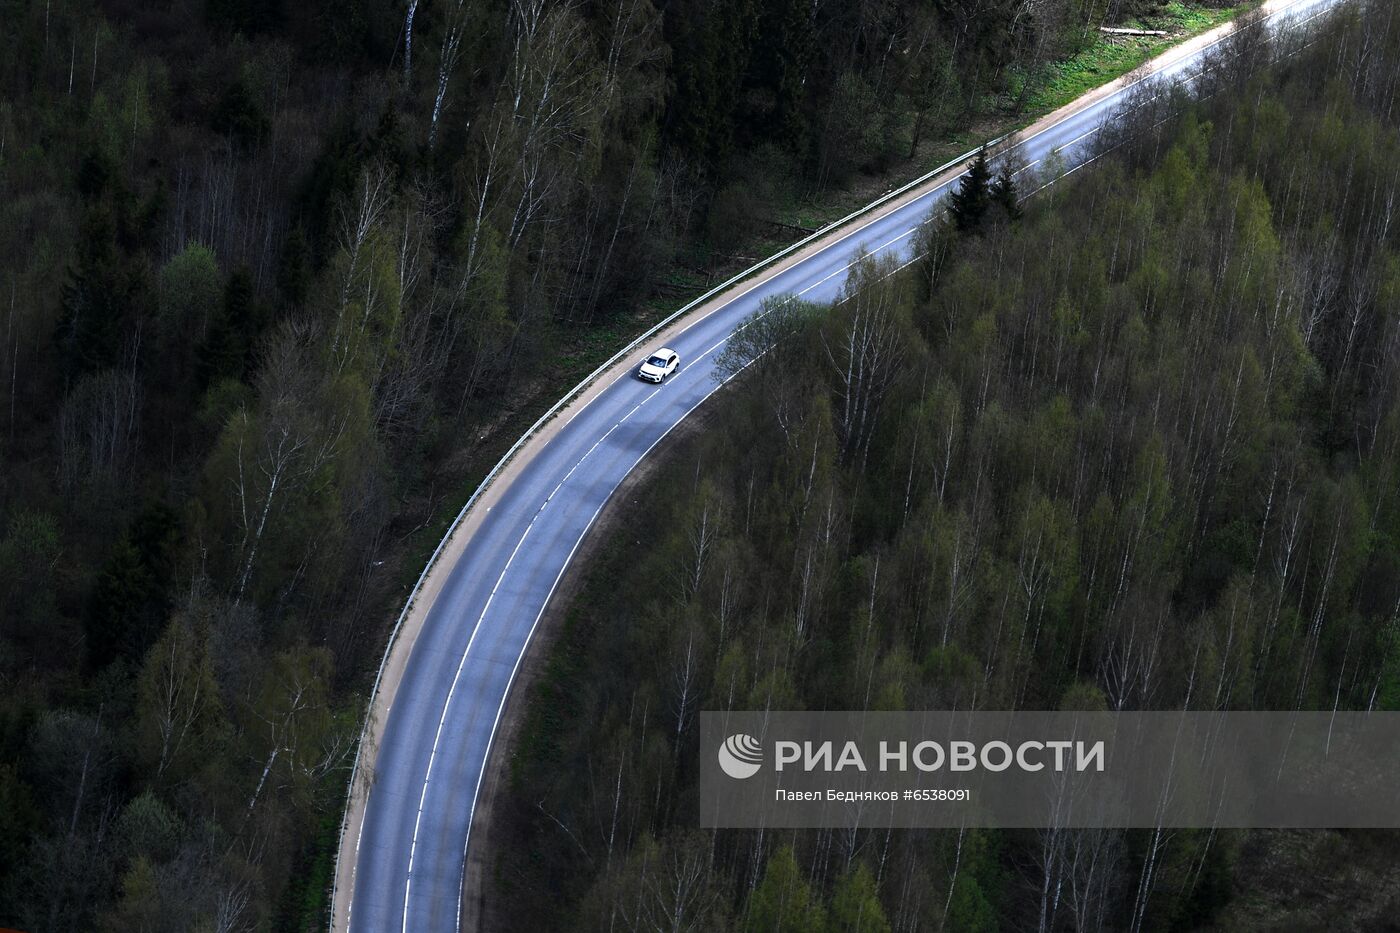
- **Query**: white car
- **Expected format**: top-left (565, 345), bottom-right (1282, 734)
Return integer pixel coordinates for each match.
top-left (637, 348), bottom-right (680, 383)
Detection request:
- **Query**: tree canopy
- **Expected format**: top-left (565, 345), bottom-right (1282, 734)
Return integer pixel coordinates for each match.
top-left (497, 7), bottom-right (1400, 928)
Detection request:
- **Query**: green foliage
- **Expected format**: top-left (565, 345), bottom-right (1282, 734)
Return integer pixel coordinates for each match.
top-left (830, 862), bottom-right (890, 933)
top-left (707, 180), bottom-right (759, 247)
top-left (5, 0), bottom-right (1398, 927)
top-left (86, 503), bottom-right (181, 670)
top-left (988, 160), bottom-right (1022, 222)
top-left (664, 0), bottom-right (760, 170)
top-left (116, 791), bottom-right (185, 863)
top-left (1059, 681), bottom-right (1108, 711)
top-left (135, 611), bottom-right (228, 787)
top-left (947, 148), bottom-right (993, 234)
top-left (945, 872), bottom-right (997, 932)
top-left (0, 511), bottom-right (62, 648)
top-left (244, 645), bottom-right (340, 812)
top-left (57, 205), bottom-right (149, 379)
top-left (294, 120), bottom-right (365, 262)
top-left (0, 763), bottom-right (40, 856)
top-left (211, 80), bottom-right (270, 148)
top-left (87, 535), bottom-right (150, 658)
top-left (761, 0), bottom-right (814, 152)
top-left (159, 243), bottom-right (221, 330)
top-left (277, 227), bottom-right (311, 306)
top-left (1168, 834), bottom-right (1234, 931)
top-left (501, 9), bottom-right (1400, 927)
top-left (103, 856), bottom-right (162, 932)
top-left (205, 0), bottom-right (284, 35)
top-left (744, 845), bottom-right (828, 933)
top-left (818, 72), bottom-right (887, 184)
top-left (1376, 622), bottom-right (1400, 711)
top-left (198, 266), bottom-right (264, 387)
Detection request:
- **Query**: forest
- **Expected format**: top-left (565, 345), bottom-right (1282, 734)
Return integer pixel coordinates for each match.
top-left (497, 3), bottom-right (1400, 930)
top-left (0, 0), bottom-right (1211, 929)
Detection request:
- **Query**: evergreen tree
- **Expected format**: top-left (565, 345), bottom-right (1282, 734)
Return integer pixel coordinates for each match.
top-left (754, 0), bottom-right (814, 153)
top-left (989, 160), bottom-right (1022, 221)
top-left (211, 80), bottom-right (270, 149)
top-left (947, 147), bottom-right (992, 234)
top-left (1377, 621), bottom-right (1400, 711)
top-left (204, 0), bottom-right (284, 35)
top-left (76, 149), bottom-right (113, 200)
top-left (830, 862), bottom-right (891, 933)
top-left (946, 873), bottom-right (996, 932)
top-left (199, 266), bottom-right (263, 387)
top-left (57, 208), bottom-right (129, 379)
top-left (744, 845), bottom-right (828, 933)
top-left (277, 227), bottom-right (312, 306)
top-left (87, 538), bottom-right (151, 668)
top-left (86, 504), bottom-right (180, 669)
top-left (664, 0), bottom-right (760, 170)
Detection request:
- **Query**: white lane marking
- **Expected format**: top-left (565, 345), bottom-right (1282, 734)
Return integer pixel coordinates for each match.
top-left (448, 23), bottom-right (1355, 918)
top-left (546, 0), bottom-right (1185, 412)
top-left (692, 216), bottom-right (928, 363)
top-left (796, 226), bottom-right (920, 298)
top-left (1018, 60), bottom-right (1220, 177)
top-left (557, 368), bottom-right (633, 433)
top-left (518, 0), bottom-right (1330, 487)
top-left (1021, 4), bottom-right (1338, 202)
top-left (444, 233), bottom-right (916, 925)
top-left (401, 510), bottom-right (540, 931)
top-left (1017, 0), bottom-right (1336, 179)
top-left (452, 361), bottom-right (756, 931)
top-left (365, 2), bottom-right (1341, 928)
top-left (402, 380), bottom-right (668, 929)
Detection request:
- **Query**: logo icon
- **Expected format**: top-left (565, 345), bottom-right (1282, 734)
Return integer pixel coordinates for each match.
top-left (718, 733), bottom-right (763, 779)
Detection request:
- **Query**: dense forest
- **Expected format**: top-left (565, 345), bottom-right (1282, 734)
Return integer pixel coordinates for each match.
top-left (0, 0), bottom-right (1205, 929)
top-left (498, 4), bottom-right (1400, 930)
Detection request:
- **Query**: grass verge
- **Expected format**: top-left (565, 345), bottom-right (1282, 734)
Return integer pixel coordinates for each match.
top-left (318, 1), bottom-right (1267, 923)
top-left (1025, 1), bottom-right (1254, 111)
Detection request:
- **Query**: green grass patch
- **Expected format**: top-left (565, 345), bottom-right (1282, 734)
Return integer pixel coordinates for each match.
top-left (279, 785), bottom-right (350, 932)
top-left (1026, 2), bottom-right (1252, 112)
top-left (333, 0), bottom-right (1269, 911)
top-left (765, 2), bottom-right (1254, 237)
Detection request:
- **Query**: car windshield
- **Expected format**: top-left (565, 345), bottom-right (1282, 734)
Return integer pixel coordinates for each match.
top-left (647, 356), bottom-right (669, 367)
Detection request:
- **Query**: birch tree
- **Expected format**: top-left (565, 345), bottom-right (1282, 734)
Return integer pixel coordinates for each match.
top-left (825, 252), bottom-right (911, 468)
top-left (135, 609), bottom-right (226, 784)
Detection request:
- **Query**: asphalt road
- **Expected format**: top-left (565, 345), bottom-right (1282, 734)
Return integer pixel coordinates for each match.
top-left (346, 1), bottom-right (1343, 928)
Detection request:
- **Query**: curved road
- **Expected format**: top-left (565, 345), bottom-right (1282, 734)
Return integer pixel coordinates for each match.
top-left (344, 1), bottom-right (1342, 928)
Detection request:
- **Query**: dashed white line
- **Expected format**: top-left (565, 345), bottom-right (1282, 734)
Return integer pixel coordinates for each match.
top-left (366, 3), bottom-right (1344, 930)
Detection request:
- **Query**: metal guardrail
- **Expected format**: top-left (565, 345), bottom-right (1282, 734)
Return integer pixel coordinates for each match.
top-left (327, 128), bottom-right (1010, 932)
top-left (329, 0), bottom-right (1334, 915)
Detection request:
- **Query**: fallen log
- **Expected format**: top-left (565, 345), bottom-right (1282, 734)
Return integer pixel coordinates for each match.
top-left (1099, 26), bottom-right (1170, 36)
top-left (766, 218), bottom-right (819, 235)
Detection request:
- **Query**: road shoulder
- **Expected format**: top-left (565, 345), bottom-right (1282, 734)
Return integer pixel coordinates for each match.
top-left (329, 3), bottom-right (1304, 927)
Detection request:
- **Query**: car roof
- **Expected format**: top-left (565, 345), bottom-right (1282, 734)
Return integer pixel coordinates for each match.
top-left (651, 347), bottom-right (676, 358)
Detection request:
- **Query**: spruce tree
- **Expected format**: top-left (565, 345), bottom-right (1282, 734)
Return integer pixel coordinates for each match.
top-left (989, 160), bottom-right (1022, 222)
top-left (199, 266), bottom-right (262, 387)
top-left (277, 228), bottom-right (311, 306)
top-left (948, 147), bottom-right (992, 234)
